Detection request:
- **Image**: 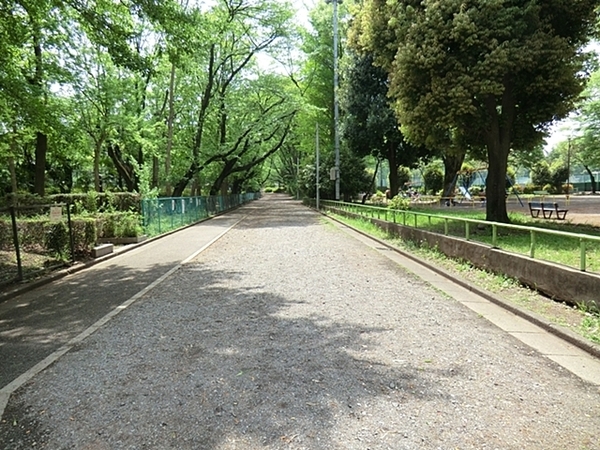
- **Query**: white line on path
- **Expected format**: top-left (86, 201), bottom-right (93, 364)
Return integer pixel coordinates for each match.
top-left (0, 216), bottom-right (244, 420)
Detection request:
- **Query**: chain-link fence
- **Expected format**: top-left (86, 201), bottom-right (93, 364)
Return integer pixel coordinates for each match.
top-left (141, 193), bottom-right (260, 237)
top-left (0, 193), bottom-right (260, 288)
top-left (0, 203), bottom-right (75, 287)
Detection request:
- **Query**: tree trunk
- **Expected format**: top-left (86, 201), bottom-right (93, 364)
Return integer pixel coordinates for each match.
top-left (107, 143), bottom-right (136, 192)
top-left (9, 133), bottom-right (18, 194)
top-left (584, 165), bottom-right (596, 194)
top-left (484, 118), bottom-right (510, 223)
top-left (210, 159), bottom-right (237, 195)
top-left (152, 156), bottom-right (159, 189)
top-left (172, 45), bottom-right (216, 197)
top-left (94, 137), bottom-right (102, 192)
top-left (34, 132), bottom-right (47, 196)
top-left (485, 141), bottom-right (510, 222)
top-left (165, 62), bottom-right (176, 196)
top-left (442, 151), bottom-right (466, 199)
top-left (364, 158), bottom-right (381, 203)
top-left (484, 86), bottom-right (514, 223)
top-left (32, 21), bottom-right (46, 197)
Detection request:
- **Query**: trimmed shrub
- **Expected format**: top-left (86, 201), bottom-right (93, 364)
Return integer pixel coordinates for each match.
top-left (370, 191), bottom-right (387, 206)
top-left (388, 195), bottom-right (411, 210)
top-left (45, 222), bottom-right (69, 258)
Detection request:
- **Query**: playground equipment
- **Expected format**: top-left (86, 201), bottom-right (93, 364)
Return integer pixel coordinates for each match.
top-left (446, 168), bottom-right (524, 207)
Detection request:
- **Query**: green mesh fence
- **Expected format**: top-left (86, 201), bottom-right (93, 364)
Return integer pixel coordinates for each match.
top-left (141, 193), bottom-right (260, 237)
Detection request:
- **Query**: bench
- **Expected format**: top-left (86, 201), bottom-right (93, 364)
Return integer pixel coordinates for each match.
top-left (528, 202), bottom-right (568, 220)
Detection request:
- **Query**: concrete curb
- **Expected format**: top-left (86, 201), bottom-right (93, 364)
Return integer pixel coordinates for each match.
top-left (321, 210), bottom-right (600, 361)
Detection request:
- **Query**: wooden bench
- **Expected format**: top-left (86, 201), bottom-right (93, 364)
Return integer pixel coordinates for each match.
top-left (528, 202), bottom-right (568, 220)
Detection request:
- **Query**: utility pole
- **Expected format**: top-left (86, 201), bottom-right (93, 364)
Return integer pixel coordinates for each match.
top-left (316, 124), bottom-right (320, 210)
top-left (327, 0), bottom-right (341, 201)
top-left (567, 137), bottom-right (571, 198)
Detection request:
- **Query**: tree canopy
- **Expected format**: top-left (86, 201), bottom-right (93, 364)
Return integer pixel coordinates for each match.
top-left (341, 51), bottom-right (428, 197)
top-left (2, 0), bottom-right (600, 207)
top-left (0, 0), bottom-right (300, 198)
top-left (352, 0), bottom-right (598, 222)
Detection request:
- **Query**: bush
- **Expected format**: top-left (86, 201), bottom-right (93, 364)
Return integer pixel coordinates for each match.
top-left (531, 163), bottom-right (552, 187)
top-left (522, 183), bottom-right (539, 194)
top-left (468, 186), bottom-right (484, 196)
top-left (70, 219), bottom-right (98, 255)
top-left (2, 192), bottom-right (142, 214)
top-left (388, 195), bottom-right (411, 210)
top-left (118, 212), bottom-right (143, 237)
top-left (398, 167), bottom-right (412, 187)
top-left (99, 212), bottom-right (143, 238)
top-left (423, 167), bottom-right (444, 194)
top-left (101, 214), bottom-right (117, 238)
top-left (511, 184), bottom-right (525, 195)
top-left (550, 166), bottom-right (569, 193)
top-left (45, 222), bottom-right (69, 258)
top-left (370, 191), bottom-right (387, 206)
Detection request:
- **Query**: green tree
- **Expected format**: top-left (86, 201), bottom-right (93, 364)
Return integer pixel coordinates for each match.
top-left (531, 162), bottom-right (552, 188)
top-left (171, 0), bottom-right (295, 197)
top-left (353, 0), bottom-right (598, 222)
top-left (341, 51), bottom-right (428, 197)
top-left (573, 69), bottom-right (600, 193)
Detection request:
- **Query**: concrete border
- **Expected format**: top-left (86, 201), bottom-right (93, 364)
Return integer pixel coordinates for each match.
top-left (327, 207), bottom-right (600, 309)
top-left (322, 215), bottom-right (600, 386)
top-left (322, 210), bottom-right (600, 361)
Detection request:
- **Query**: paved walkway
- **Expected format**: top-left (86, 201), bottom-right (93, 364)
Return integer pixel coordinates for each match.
top-left (0, 210), bottom-right (245, 400)
top-left (1, 195), bottom-right (599, 449)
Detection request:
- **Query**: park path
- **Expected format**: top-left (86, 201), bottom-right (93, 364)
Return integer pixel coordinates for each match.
top-left (1, 194), bottom-right (599, 449)
top-left (0, 211), bottom-right (244, 388)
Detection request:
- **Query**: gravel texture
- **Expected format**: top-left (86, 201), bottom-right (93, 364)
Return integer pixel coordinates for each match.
top-left (1, 195), bottom-right (599, 449)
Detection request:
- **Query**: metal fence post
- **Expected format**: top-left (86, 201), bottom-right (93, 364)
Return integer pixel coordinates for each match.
top-left (10, 206), bottom-right (23, 281)
top-left (67, 203), bottom-right (75, 263)
top-left (580, 238), bottom-right (586, 272)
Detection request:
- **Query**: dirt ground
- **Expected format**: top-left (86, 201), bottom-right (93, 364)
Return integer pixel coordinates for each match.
top-left (507, 195), bottom-right (600, 227)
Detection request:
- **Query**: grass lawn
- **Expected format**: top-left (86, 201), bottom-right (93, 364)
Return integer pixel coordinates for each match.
top-left (359, 204), bottom-right (600, 273)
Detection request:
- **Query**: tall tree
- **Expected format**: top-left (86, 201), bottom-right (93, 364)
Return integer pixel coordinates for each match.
top-left (171, 0), bottom-right (295, 197)
top-left (573, 68), bottom-right (600, 193)
top-left (354, 0), bottom-right (598, 222)
top-left (342, 51), bottom-right (428, 197)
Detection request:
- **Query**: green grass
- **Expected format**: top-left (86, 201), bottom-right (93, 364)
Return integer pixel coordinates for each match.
top-left (328, 211), bottom-right (600, 346)
top-left (332, 204), bottom-right (600, 273)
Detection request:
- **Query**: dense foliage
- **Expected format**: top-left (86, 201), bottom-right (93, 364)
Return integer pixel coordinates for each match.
top-left (0, 0), bottom-right (299, 198)
top-left (352, 0), bottom-right (599, 222)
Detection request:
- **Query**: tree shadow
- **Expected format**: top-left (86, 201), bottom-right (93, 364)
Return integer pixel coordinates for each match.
top-left (0, 259), bottom-right (188, 388)
top-left (1, 264), bottom-right (454, 449)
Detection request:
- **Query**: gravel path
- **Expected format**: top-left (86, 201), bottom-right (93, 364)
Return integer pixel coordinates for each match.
top-left (1, 195), bottom-right (599, 449)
